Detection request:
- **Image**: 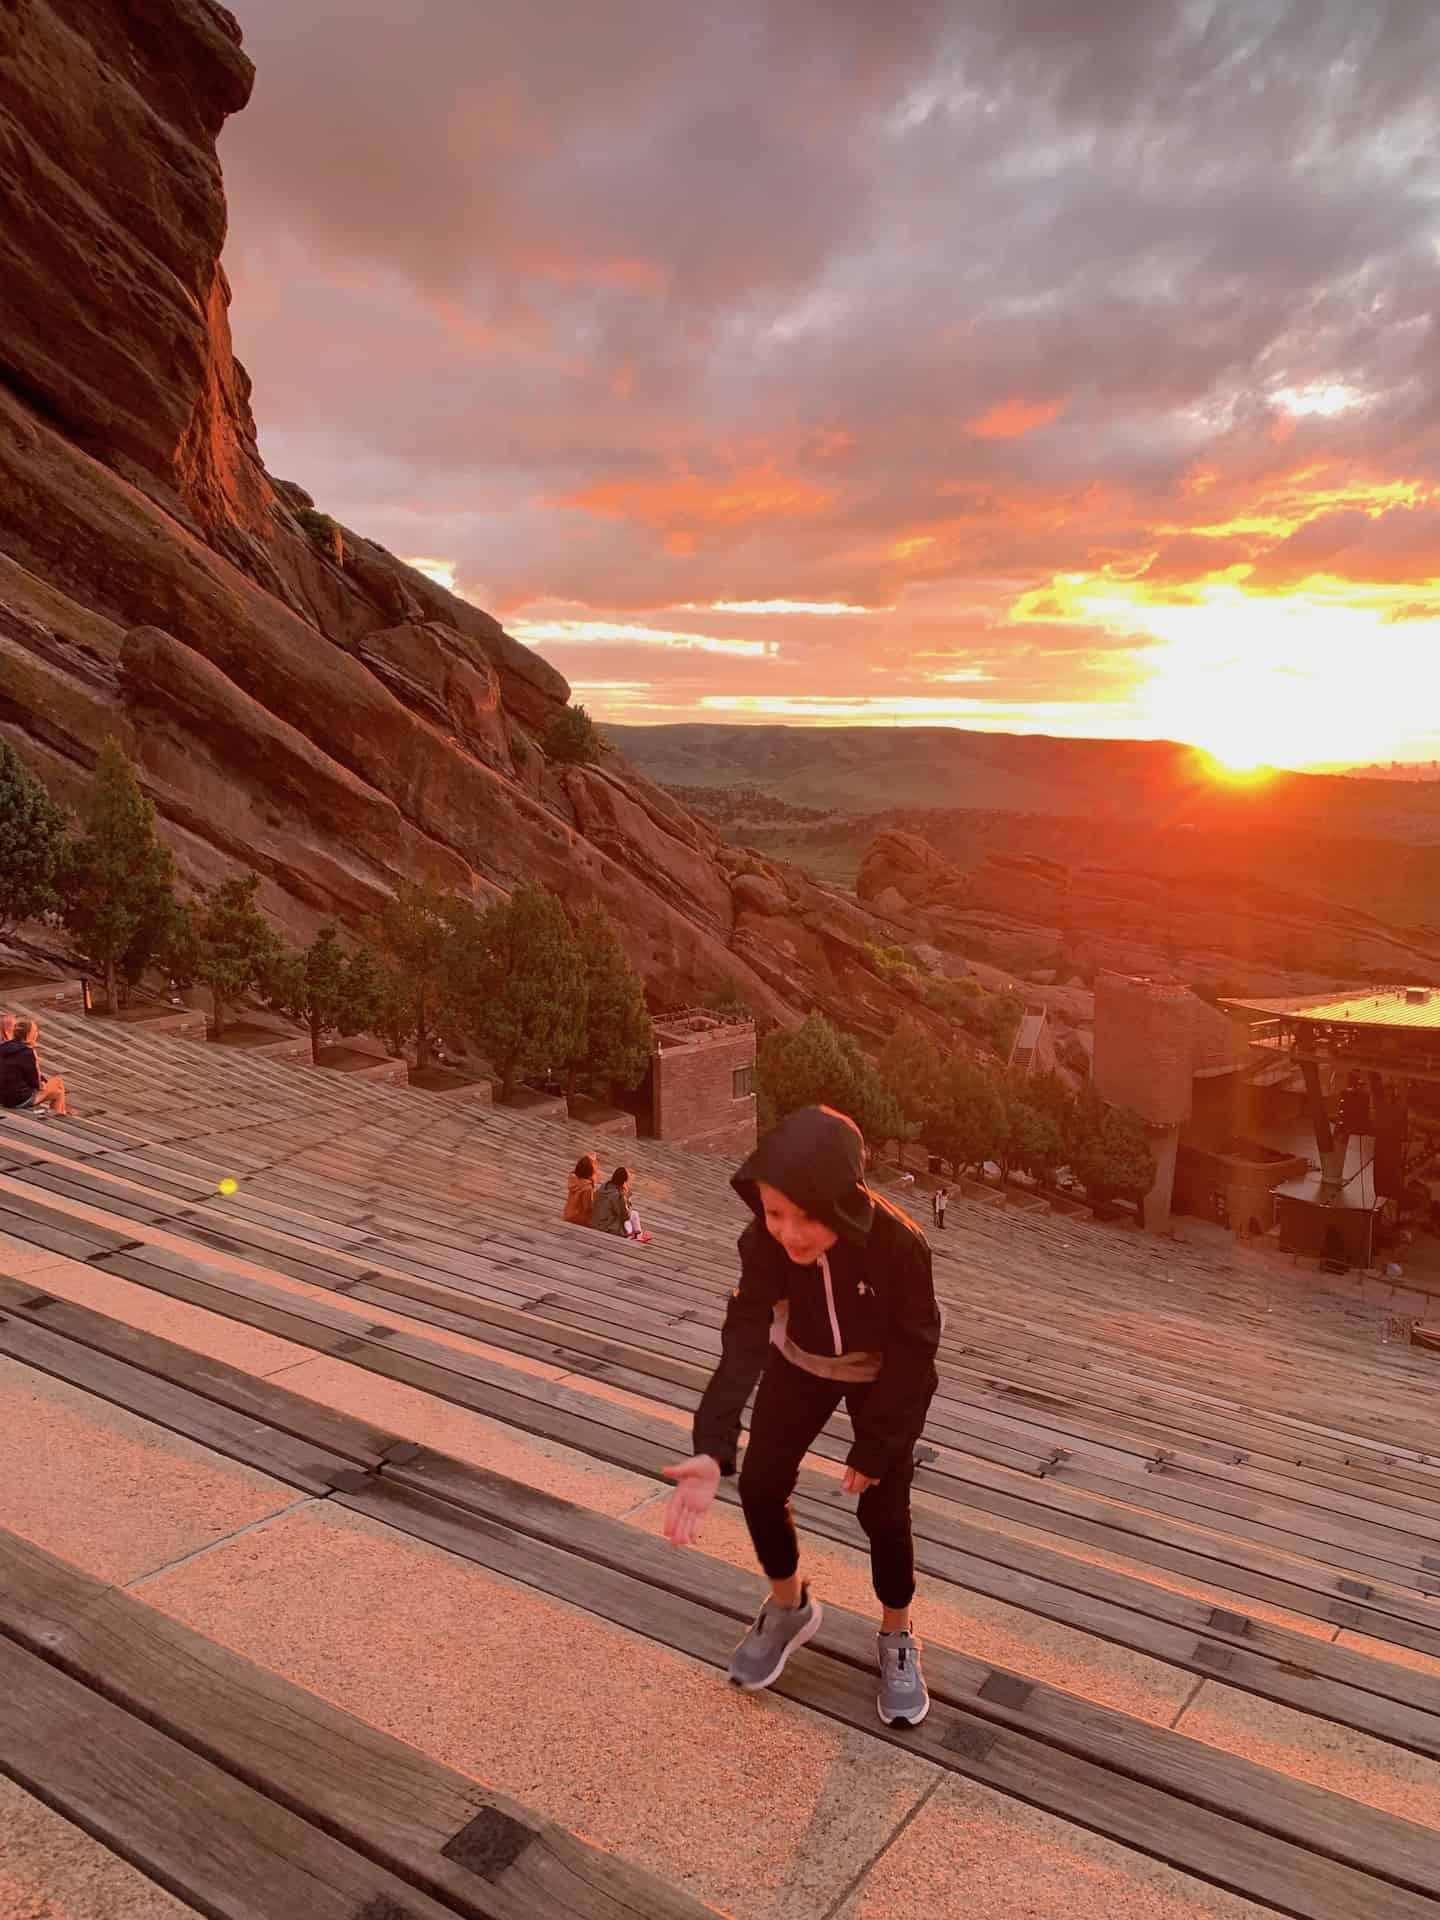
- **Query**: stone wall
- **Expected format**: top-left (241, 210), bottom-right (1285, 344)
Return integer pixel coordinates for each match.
top-left (1093, 973), bottom-right (1196, 1126)
top-left (1174, 1143), bottom-right (1309, 1233)
top-left (652, 1019), bottom-right (757, 1156)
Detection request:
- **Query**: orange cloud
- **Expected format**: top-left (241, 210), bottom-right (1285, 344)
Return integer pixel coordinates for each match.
top-left (968, 397), bottom-right (1065, 440)
top-left (558, 462), bottom-right (834, 533)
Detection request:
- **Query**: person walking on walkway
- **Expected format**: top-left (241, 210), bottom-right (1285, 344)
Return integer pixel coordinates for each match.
top-left (932, 1184), bottom-right (948, 1231)
top-left (662, 1105), bottom-right (941, 1726)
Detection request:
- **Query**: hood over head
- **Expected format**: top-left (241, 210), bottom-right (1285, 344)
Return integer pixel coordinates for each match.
top-left (732, 1105), bottom-right (875, 1246)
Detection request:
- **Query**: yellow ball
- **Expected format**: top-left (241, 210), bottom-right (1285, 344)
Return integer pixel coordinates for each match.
top-left (218, 1176), bottom-right (239, 1196)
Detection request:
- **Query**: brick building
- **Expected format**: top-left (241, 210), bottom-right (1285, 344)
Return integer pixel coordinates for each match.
top-left (648, 1011), bottom-right (757, 1157)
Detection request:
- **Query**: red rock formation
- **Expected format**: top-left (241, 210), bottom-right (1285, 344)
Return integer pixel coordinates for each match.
top-left (858, 829), bottom-right (1440, 997)
top-left (0, 0), bottom-right (926, 1029)
top-left (857, 829), bottom-right (974, 919)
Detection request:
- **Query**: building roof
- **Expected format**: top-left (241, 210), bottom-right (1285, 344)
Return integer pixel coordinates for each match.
top-left (1271, 1168), bottom-right (1385, 1211)
top-left (1222, 988), bottom-right (1440, 1032)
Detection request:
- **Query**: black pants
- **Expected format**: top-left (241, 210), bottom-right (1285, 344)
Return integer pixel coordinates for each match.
top-left (738, 1350), bottom-right (922, 1609)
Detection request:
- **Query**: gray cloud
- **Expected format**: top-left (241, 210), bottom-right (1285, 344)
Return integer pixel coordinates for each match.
top-left (221, 0), bottom-right (1440, 739)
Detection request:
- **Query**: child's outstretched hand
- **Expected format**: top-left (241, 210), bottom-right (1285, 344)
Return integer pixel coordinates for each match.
top-left (661, 1454), bottom-right (721, 1545)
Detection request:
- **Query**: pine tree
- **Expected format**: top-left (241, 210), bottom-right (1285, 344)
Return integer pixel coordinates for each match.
top-left (0, 742), bottom-right (69, 936)
top-left (371, 962), bottom-right (417, 1062)
top-left (566, 903), bottom-right (653, 1100)
top-left (879, 1015), bottom-right (937, 1169)
top-left (1069, 1096), bottom-right (1156, 1210)
top-left (114, 888), bottom-right (197, 1008)
top-left (444, 885), bottom-right (586, 1100)
top-left (267, 927), bottom-right (384, 1063)
top-left (921, 1057), bottom-right (1004, 1179)
top-left (995, 1075), bottom-right (1064, 1185)
top-left (756, 1011), bottom-right (859, 1125)
top-left (62, 740), bottom-right (178, 1013)
top-left (375, 879), bottom-right (455, 1067)
top-left (184, 873), bottom-right (280, 1037)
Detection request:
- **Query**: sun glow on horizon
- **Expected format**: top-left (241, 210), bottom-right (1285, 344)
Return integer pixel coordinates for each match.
top-left (1035, 579), bottom-right (1440, 770)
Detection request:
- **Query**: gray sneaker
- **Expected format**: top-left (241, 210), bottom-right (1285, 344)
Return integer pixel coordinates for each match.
top-left (728, 1587), bottom-right (823, 1691)
top-left (877, 1631), bottom-right (929, 1726)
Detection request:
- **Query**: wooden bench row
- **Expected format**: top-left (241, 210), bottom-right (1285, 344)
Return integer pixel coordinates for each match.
top-left (2, 1296), bottom-right (1440, 1920)
top-left (0, 1529), bottom-right (716, 1920)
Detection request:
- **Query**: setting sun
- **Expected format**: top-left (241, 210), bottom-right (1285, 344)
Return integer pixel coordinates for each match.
top-left (1009, 577), bottom-right (1440, 770)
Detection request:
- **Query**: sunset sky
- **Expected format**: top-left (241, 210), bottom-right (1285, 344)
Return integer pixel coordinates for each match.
top-left (220, 0), bottom-right (1440, 770)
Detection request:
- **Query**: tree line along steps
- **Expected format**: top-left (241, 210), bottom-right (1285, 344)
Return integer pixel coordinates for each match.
top-left (3, 1010), bottom-right (1440, 1911)
top-left (3, 1283), bottom-right (1440, 1919)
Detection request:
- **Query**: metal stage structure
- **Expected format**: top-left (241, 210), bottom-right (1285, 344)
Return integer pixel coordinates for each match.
top-left (1220, 987), bottom-right (1440, 1267)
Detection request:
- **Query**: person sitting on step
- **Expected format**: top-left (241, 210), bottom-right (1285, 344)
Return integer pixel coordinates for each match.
top-left (591, 1165), bottom-right (651, 1243)
top-left (0, 1018), bottom-right (68, 1116)
top-left (563, 1152), bottom-right (598, 1227)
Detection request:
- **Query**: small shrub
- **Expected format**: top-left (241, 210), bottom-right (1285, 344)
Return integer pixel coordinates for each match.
top-left (864, 941), bottom-right (911, 978)
top-left (543, 704), bottom-right (603, 766)
top-left (295, 507), bottom-right (340, 550)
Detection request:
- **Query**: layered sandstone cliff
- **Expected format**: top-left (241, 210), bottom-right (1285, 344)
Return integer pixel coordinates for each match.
top-left (0, 0), bottom-right (933, 1030)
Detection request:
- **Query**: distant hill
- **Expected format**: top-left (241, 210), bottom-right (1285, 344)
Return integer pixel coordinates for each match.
top-left (604, 724), bottom-right (1440, 844)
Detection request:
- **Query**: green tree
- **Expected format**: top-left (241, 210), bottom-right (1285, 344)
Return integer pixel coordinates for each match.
top-left (756, 1011), bottom-right (861, 1128)
top-left (266, 926), bottom-right (384, 1064)
top-left (543, 703), bottom-right (603, 765)
top-left (117, 890), bottom-right (191, 1009)
top-left (1068, 1091), bottom-right (1156, 1210)
top-left (375, 879), bottom-right (455, 1067)
top-left (183, 873), bottom-right (280, 1037)
top-left (879, 1015), bottom-right (938, 1169)
top-left (370, 962), bottom-right (417, 1062)
top-left (922, 1057), bottom-right (1004, 1179)
top-left (62, 740), bottom-right (178, 1013)
top-left (0, 742), bottom-right (69, 936)
top-left (755, 1011), bottom-right (898, 1157)
top-left (444, 885), bottom-right (587, 1099)
top-left (846, 1064), bottom-right (906, 1165)
top-left (566, 903), bottom-right (653, 1100)
top-left (995, 1079), bottom-right (1065, 1185)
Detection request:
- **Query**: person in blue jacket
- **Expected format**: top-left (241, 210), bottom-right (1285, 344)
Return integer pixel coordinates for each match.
top-left (663, 1105), bottom-right (941, 1726)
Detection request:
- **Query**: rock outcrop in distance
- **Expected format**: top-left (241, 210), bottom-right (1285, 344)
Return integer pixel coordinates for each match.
top-left (0, 0), bottom-right (935, 1035)
top-left (859, 829), bottom-right (1440, 997)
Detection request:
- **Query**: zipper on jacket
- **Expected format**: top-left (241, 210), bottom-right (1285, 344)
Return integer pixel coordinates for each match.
top-left (819, 1251), bottom-right (843, 1355)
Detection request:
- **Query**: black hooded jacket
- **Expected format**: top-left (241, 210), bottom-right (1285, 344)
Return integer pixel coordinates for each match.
top-left (0, 1038), bottom-right (40, 1108)
top-left (692, 1105), bottom-right (941, 1480)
